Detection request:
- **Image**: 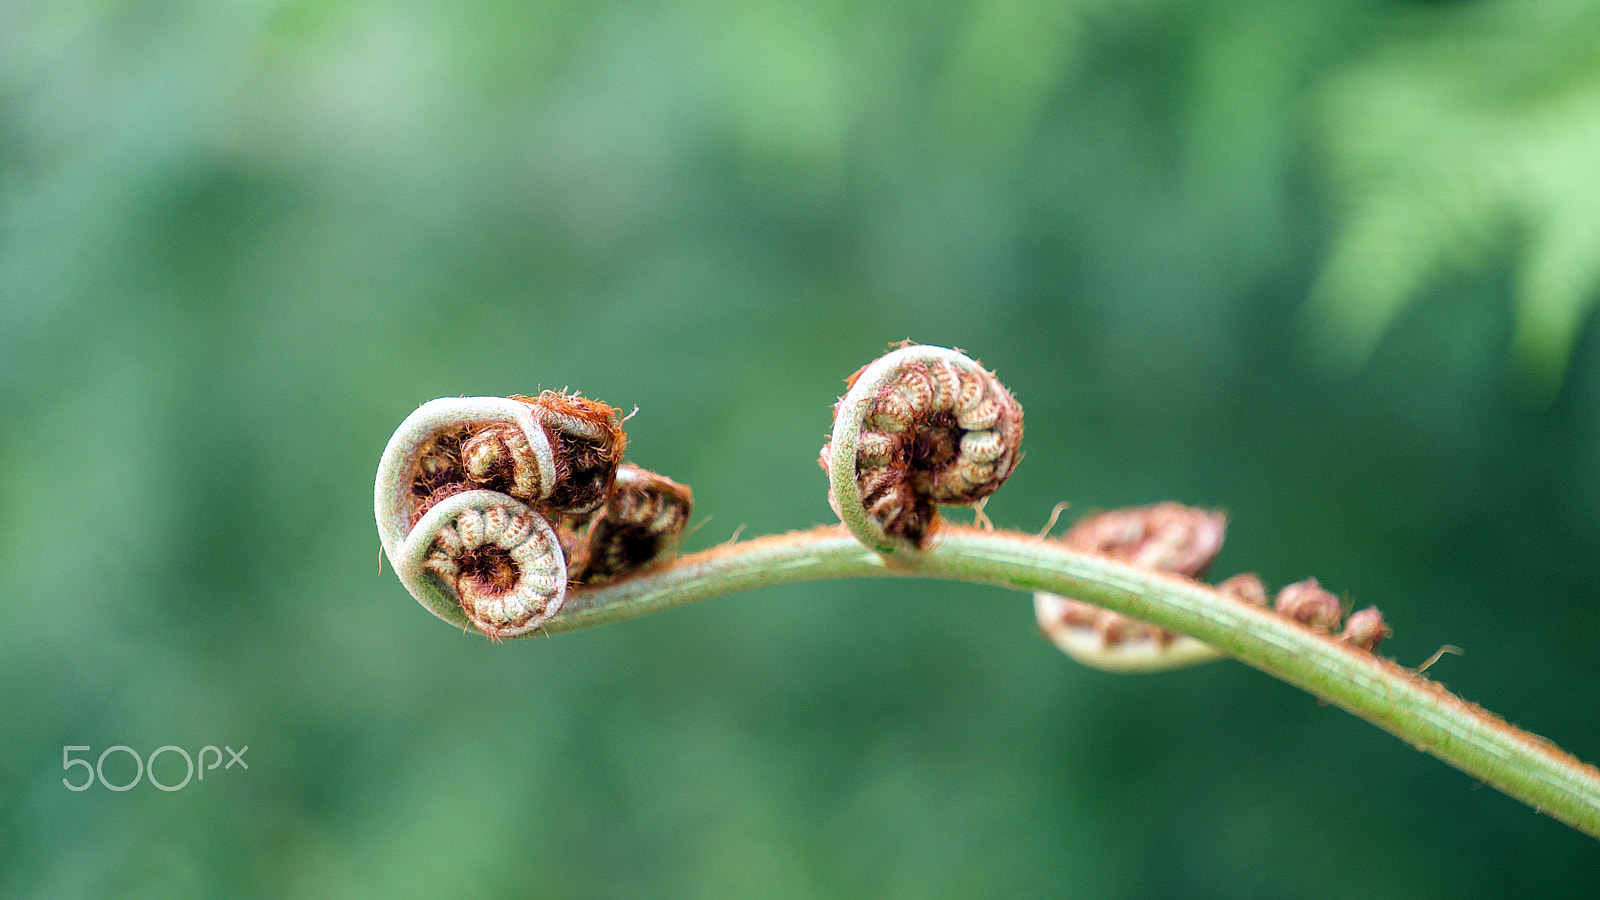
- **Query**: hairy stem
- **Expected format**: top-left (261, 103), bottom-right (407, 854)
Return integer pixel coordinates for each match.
top-left (548, 523), bottom-right (1600, 840)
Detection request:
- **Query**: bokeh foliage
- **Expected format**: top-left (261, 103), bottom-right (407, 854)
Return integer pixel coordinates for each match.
top-left (1308, 0), bottom-right (1600, 400)
top-left (3, 0), bottom-right (1599, 897)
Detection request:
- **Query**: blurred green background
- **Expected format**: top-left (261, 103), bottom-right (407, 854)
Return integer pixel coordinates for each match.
top-left (4, 0), bottom-right (1600, 896)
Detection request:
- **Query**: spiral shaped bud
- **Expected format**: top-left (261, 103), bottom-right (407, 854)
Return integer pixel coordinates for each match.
top-left (460, 422), bottom-right (544, 501)
top-left (377, 395), bottom-right (633, 638)
top-left (569, 464), bottom-right (694, 584)
top-left (822, 345), bottom-right (1023, 552)
top-left (417, 496), bottom-right (566, 639)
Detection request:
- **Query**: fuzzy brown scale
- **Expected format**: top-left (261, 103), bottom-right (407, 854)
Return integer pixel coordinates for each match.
top-left (409, 482), bottom-right (476, 529)
top-left (511, 392), bottom-right (627, 515)
top-left (544, 434), bottom-right (619, 513)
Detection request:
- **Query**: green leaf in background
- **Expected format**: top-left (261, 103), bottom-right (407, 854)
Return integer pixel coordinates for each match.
top-left (1307, 0), bottom-right (1600, 401)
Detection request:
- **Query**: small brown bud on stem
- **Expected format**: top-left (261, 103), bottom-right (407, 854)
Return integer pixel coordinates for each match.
top-left (1274, 578), bottom-right (1344, 633)
top-left (1341, 606), bottom-right (1392, 652)
top-left (1215, 573), bottom-right (1269, 606)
